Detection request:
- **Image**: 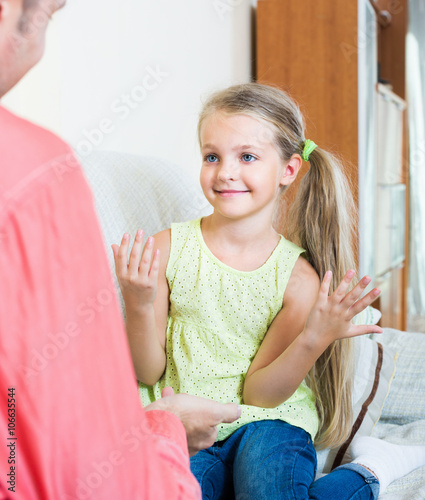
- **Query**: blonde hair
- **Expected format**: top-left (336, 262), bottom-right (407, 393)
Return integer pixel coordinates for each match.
top-left (198, 82), bottom-right (356, 449)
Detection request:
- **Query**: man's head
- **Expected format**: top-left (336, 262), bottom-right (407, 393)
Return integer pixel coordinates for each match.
top-left (22, 0), bottom-right (41, 10)
top-left (0, 0), bottom-right (66, 98)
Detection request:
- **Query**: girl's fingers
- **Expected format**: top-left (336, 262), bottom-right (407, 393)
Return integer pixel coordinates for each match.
top-left (318, 271), bottom-right (332, 302)
top-left (139, 236), bottom-right (155, 280)
top-left (114, 233), bottom-right (131, 275)
top-left (149, 249), bottom-right (160, 280)
top-left (347, 287), bottom-right (381, 318)
top-left (333, 269), bottom-right (356, 300)
top-left (348, 323), bottom-right (383, 338)
top-left (113, 230), bottom-right (159, 284)
top-left (128, 229), bottom-right (145, 275)
top-left (340, 275), bottom-right (372, 307)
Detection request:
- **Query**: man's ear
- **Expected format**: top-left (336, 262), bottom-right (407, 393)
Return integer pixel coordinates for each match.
top-left (0, 0), bottom-right (11, 23)
top-left (280, 154), bottom-right (302, 186)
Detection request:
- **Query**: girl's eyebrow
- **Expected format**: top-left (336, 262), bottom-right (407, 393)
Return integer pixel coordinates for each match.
top-left (201, 143), bottom-right (216, 150)
top-left (201, 143), bottom-right (265, 151)
top-left (233, 144), bottom-right (265, 152)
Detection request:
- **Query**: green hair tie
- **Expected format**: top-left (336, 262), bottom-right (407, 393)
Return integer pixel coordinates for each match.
top-left (302, 139), bottom-right (318, 162)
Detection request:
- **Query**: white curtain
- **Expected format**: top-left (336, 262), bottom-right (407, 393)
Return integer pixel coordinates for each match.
top-left (407, 0), bottom-right (425, 316)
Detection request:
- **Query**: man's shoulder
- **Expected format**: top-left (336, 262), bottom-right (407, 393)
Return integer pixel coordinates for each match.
top-left (0, 106), bottom-right (79, 196)
top-left (0, 106), bottom-right (70, 155)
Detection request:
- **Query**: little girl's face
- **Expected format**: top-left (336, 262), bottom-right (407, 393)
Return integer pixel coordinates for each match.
top-left (199, 112), bottom-right (293, 222)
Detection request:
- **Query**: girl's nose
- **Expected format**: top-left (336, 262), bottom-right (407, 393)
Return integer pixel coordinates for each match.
top-left (217, 160), bottom-right (239, 181)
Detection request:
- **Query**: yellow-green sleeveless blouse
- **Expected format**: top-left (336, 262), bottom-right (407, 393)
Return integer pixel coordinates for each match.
top-left (139, 218), bottom-right (319, 441)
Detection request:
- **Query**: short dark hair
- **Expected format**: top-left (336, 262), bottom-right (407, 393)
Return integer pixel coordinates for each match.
top-left (23, 0), bottom-right (39, 8)
top-left (18, 0), bottom-right (40, 33)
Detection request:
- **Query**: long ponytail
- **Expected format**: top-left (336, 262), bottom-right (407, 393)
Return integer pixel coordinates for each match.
top-left (284, 147), bottom-right (357, 448)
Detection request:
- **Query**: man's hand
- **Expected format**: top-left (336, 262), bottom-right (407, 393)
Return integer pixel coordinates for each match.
top-left (146, 387), bottom-right (241, 456)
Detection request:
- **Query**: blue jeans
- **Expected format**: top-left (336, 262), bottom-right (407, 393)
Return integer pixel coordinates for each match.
top-left (190, 420), bottom-right (380, 500)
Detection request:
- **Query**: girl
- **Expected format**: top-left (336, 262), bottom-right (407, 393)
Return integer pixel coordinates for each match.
top-left (113, 83), bottom-right (425, 499)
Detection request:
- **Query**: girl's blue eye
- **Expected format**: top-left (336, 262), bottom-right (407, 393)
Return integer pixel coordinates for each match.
top-left (205, 154), bottom-right (218, 163)
top-left (242, 154), bottom-right (256, 162)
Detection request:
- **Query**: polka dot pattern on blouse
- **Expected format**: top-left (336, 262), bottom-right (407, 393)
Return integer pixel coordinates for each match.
top-left (139, 218), bottom-right (319, 441)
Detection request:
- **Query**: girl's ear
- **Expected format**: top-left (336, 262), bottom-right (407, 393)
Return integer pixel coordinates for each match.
top-left (280, 154), bottom-right (302, 186)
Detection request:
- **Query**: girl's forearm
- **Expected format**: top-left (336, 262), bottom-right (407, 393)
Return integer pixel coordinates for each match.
top-left (125, 304), bottom-right (166, 385)
top-left (243, 330), bottom-right (328, 408)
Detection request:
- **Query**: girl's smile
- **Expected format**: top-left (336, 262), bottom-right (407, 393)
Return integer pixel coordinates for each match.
top-left (214, 189), bottom-right (251, 197)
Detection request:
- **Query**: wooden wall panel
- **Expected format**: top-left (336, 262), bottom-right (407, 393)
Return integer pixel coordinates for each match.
top-left (256, 0), bottom-right (359, 208)
top-left (377, 0), bottom-right (408, 99)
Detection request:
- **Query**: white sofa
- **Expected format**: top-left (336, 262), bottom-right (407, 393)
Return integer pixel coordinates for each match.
top-left (81, 150), bottom-right (425, 499)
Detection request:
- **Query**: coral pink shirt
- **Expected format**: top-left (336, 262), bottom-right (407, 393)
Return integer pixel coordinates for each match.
top-left (0, 106), bottom-right (200, 500)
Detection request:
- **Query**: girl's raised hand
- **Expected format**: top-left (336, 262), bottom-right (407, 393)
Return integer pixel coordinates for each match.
top-left (304, 270), bottom-right (383, 347)
top-left (111, 230), bottom-right (160, 311)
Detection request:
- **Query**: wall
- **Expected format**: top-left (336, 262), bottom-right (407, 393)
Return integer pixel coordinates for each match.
top-left (3, 0), bottom-right (256, 180)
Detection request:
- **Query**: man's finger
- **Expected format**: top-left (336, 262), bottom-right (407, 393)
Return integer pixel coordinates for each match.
top-left (218, 403), bottom-right (241, 424)
top-left (161, 386), bottom-right (175, 398)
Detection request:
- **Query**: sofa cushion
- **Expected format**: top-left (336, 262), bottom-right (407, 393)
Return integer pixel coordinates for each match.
top-left (372, 329), bottom-right (425, 424)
